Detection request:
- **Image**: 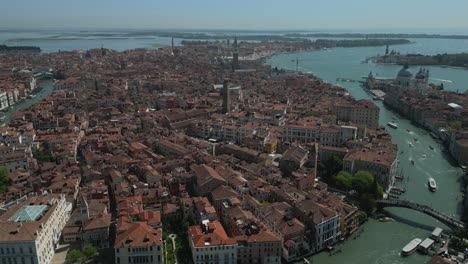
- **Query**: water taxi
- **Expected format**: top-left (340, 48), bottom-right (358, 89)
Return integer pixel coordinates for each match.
top-left (387, 121), bottom-right (398, 129)
top-left (402, 238), bottom-right (422, 256)
top-left (428, 178), bottom-right (437, 192)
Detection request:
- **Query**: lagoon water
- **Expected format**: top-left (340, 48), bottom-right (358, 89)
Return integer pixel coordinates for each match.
top-left (2, 30), bottom-right (468, 263)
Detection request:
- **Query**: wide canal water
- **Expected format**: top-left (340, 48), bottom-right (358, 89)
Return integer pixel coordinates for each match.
top-left (267, 39), bottom-right (468, 263)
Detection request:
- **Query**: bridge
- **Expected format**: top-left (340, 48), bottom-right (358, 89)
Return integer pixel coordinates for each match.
top-left (376, 199), bottom-right (465, 230)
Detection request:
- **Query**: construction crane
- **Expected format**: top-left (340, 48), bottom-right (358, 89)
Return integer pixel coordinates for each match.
top-left (291, 57), bottom-right (312, 71)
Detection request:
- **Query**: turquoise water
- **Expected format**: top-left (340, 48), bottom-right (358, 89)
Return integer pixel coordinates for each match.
top-left (267, 39), bottom-right (467, 263)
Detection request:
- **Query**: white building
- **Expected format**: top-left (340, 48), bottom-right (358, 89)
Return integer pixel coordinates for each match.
top-left (0, 194), bottom-right (72, 264)
top-left (114, 222), bottom-right (163, 264)
top-left (188, 220), bottom-right (238, 264)
top-left (0, 91), bottom-right (9, 110)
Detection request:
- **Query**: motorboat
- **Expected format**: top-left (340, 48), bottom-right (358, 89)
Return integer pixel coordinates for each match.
top-left (428, 178), bottom-right (437, 192)
top-left (413, 137), bottom-right (418, 141)
top-left (379, 216), bottom-right (393, 222)
top-left (409, 143), bottom-right (413, 147)
top-left (402, 238), bottom-right (422, 256)
top-left (387, 121), bottom-right (398, 129)
top-left (422, 155), bottom-right (426, 158)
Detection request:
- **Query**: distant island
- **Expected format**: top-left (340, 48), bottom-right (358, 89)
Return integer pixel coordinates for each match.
top-left (0, 44), bottom-right (41, 54)
top-left (182, 38), bottom-right (411, 48)
top-left (285, 33), bottom-right (468, 40)
top-left (371, 52), bottom-right (468, 69)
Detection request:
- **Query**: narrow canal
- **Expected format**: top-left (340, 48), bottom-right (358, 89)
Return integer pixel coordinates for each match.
top-left (267, 39), bottom-right (467, 263)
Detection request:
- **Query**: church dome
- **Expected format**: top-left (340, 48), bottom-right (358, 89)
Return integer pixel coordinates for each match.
top-left (397, 68), bottom-right (413, 78)
top-left (415, 72), bottom-right (425, 79)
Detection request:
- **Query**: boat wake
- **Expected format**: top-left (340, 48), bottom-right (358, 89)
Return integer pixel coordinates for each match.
top-left (430, 78), bottom-right (453, 83)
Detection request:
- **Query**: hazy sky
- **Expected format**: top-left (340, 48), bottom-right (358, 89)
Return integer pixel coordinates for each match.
top-left (1, 0), bottom-right (467, 31)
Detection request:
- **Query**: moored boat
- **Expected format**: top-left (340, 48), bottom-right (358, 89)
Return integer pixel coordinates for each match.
top-left (387, 121), bottom-right (398, 129)
top-left (428, 178), bottom-right (437, 192)
top-left (402, 238), bottom-right (422, 256)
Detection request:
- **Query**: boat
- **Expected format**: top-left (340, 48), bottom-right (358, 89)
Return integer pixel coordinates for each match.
top-left (303, 258), bottom-right (311, 264)
top-left (387, 121), bottom-right (398, 129)
top-left (413, 137), bottom-right (418, 142)
top-left (422, 155), bottom-right (426, 158)
top-left (428, 178), bottom-right (437, 192)
top-left (411, 160), bottom-right (415, 165)
top-left (409, 143), bottom-right (413, 147)
top-left (429, 145), bottom-right (434, 150)
top-left (402, 238), bottom-right (422, 256)
top-left (379, 216), bottom-right (393, 222)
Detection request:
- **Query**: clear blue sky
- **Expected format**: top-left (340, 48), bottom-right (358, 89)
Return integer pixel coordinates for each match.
top-left (1, 0), bottom-right (467, 31)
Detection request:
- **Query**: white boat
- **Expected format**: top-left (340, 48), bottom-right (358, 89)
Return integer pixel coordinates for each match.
top-left (387, 121), bottom-right (398, 129)
top-left (428, 178), bottom-right (437, 192)
top-left (402, 238), bottom-right (422, 256)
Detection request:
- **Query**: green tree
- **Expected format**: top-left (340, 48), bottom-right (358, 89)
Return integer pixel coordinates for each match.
top-left (319, 155), bottom-right (343, 183)
top-left (359, 193), bottom-right (376, 215)
top-left (0, 167), bottom-right (9, 193)
top-left (83, 243), bottom-right (97, 260)
top-left (33, 148), bottom-right (53, 164)
top-left (352, 171), bottom-right (374, 194)
top-left (68, 249), bottom-right (83, 264)
top-left (370, 176), bottom-right (384, 198)
top-left (335, 171), bottom-right (352, 190)
top-left (449, 120), bottom-right (462, 130)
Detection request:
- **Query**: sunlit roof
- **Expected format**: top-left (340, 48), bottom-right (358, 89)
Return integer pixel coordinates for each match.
top-left (8, 205), bottom-right (48, 222)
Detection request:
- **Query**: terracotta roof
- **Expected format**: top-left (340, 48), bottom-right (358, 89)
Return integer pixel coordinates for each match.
top-left (83, 213), bottom-right (111, 231)
top-left (115, 222), bottom-right (162, 247)
top-left (188, 221), bottom-right (236, 247)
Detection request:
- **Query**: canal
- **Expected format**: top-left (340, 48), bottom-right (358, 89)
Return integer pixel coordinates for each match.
top-left (1, 79), bottom-right (55, 125)
top-left (267, 39), bottom-right (467, 263)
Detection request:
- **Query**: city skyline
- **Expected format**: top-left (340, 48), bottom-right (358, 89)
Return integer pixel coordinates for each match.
top-left (1, 0), bottom-right (468, 31)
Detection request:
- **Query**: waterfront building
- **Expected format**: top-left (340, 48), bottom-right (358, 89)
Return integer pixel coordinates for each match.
top-left (331, 99), bottom-right (380, 129)
top-left (294, 199), bottom-right (340, 252)
top-left (0, 194), bottom-right (71, 264)
top-left (342, 139), bottom-right (398, 191)
top-left (449, 131), bottom-right (468, 166)
top-left (188, 220), bottom-right (238, 264)
top-left (367, 65), bottom-right (430, 94)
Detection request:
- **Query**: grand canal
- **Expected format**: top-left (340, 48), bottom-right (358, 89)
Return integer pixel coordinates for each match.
top-left (267, 39), bottom-right (468, 263)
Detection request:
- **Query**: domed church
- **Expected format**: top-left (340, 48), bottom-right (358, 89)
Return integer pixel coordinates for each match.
top-left (395, 64), bottom-right (430, 93)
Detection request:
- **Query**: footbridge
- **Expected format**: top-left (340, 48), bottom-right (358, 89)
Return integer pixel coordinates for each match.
top-left (376, 199), bottom-right (465, 230)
